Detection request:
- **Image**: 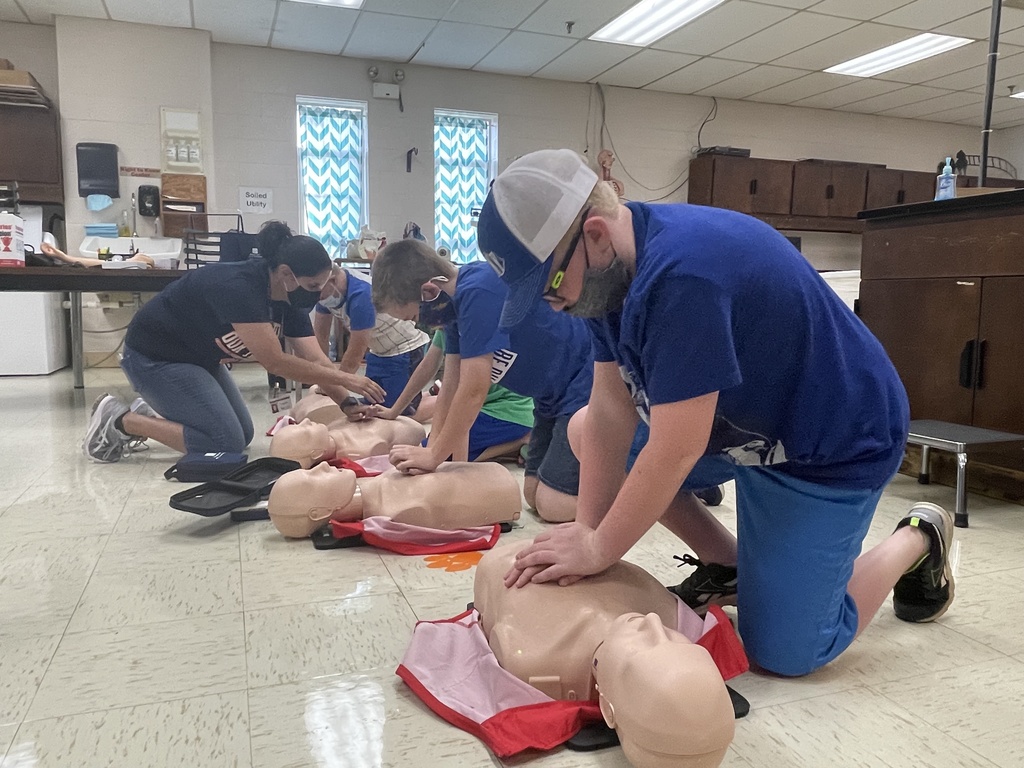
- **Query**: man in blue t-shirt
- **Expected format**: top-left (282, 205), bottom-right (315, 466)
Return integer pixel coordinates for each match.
top-left (370, 239), bottom-right (593, 523)
top-left (476, 149), bottom-right (956, 678)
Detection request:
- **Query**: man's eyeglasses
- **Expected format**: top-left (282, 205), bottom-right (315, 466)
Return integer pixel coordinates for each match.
top-left (544, 206), bottom-right (591, 300)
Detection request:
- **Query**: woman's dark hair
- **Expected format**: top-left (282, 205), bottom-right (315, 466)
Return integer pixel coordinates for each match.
top-left (257, 220), bottom-right (331, 277)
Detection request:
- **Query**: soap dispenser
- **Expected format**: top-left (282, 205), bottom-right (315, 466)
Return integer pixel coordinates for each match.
top-left (935, 157), bottom-right (957, 201)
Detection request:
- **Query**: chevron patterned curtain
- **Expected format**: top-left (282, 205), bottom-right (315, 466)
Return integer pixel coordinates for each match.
top-left (297, 101), bottom-right (366, 258)
top-left (434, 112), bottom-right (495, 264)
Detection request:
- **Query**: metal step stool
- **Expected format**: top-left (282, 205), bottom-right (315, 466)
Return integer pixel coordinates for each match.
top-left (908, 419), bottom-right (1024, 528)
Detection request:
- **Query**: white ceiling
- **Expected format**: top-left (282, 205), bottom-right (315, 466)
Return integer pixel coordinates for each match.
top-left (7, 0), bottom-right (1024, 128)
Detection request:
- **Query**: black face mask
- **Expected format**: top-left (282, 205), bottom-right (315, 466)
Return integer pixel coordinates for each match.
top-left (288, 287), bottom-right (323, 308)
top-left (565, 244), bottom-right (631, 319)
top-left (419, 291), bottom-right (457, 329)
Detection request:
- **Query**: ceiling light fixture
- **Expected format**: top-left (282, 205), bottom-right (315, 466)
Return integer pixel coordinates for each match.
top-left (286, 0), bottom-right (363, 8)
top-left (590, 0), bottom-right (726, 47)
top-left (825, 33), bottom-right (972, 78)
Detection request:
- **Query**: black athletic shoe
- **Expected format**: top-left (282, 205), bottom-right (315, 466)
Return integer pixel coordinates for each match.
top-left (893, 502), bottom-right (955, 623)
top-left (668, 553), bottom-right (738, 615)
top-left (694, 485), bottom-right (724, 507)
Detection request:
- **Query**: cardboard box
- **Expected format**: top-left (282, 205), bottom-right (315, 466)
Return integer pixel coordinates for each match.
top-left (0, 213), bottom-right (25, 267)
top-left (0, 59), bottom-right (14, 70)
top-left (0, 69), bottom-right (42, 92)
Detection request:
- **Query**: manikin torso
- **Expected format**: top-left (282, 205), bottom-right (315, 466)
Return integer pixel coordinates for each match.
top-left (474, 544), bottom-right (679, 702)
top-left (269, 416), bottom-right (426, 467)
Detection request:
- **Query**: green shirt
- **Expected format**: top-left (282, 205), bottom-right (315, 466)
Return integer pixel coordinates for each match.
top-left (432, 331), bottom-right (534, 428)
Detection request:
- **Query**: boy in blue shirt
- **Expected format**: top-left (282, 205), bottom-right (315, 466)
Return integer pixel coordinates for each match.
top-left (370, 239), bottom-right (593, 523)
top-left (477, 149), bottom-right (955, 677)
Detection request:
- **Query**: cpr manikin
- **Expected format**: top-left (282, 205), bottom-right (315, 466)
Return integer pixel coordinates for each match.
top-left (474, 544), bottom-right (735, 768)
top-left (267, 461), bottom-right (522, 538)
top-left (269, 416), bottom-right (426, 468)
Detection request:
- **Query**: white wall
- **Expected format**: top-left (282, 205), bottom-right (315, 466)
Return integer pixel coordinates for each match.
top-left (56, 16), bottom-right (216, 248)
top-left (211, 42), bottom-right (984, 257)
top-left (0, 22), bottom-right (59, 104)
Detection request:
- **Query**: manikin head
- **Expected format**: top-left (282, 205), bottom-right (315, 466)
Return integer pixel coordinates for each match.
top-left (593, 613), bottom-right (734, 768)
top-left (267, 463), bottom-right (359, 538)
top-left (290, 393), bottom-right (344, 425)
top-left (269, 419), bottom-right (335, 468)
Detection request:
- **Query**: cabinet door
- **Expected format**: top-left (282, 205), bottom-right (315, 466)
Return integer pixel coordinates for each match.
top-left (859, 278), bottom-right (981, 425)
top-left (901, 171), bottom-right (937, 204)
top-left (828, 165), bottom-right (868, 217)
top-left (749, 159), bottom-right (793, 215)
top-left (866, 168), bottom-right (902, 209)
top-left (791, 163), bottom-right (831, 217)
top-left (0, 107), bottom-right (62, 185)
top-left (973, 277), bottom-right (1024, 432)
top-left (710, 156), bottom-right (756, 213)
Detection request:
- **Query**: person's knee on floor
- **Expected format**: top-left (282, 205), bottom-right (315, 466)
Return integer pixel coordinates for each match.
top-left (195, 416), bottom-right (249, 454)
top-left (534, 481), bottom-right (577, 523)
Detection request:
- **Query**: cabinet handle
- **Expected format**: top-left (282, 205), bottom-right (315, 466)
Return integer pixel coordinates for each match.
top-left (976, 339), bottom-right (987, 389)
top-left (826, 184), bottom-right (834, 200)
top-left (749, 179), bottom-right (758, 195)
top-left (959, 340), bottom-right (976, 388)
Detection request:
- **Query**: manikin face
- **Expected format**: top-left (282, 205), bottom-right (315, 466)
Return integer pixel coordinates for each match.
top-left (267, 464), bottom-right (359, 538)
top-left (269, 419), bottom-right (335, 468)
top-left (594, 613), bottom-right (733, 768)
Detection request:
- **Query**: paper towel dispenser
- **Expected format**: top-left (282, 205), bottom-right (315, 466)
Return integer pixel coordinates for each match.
top-left (76, 142), bottom-right (119, 198)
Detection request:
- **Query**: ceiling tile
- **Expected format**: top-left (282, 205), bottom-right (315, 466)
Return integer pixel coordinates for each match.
top-left (835, 84), bottom-right (950, 113)
top-left (194, 0), bottom-right (276, 46)
top-left (696, 64), bottom-right (808, 100)
top-left (360, 0), bottom-right (453, 20)
top-left (810, 0), bottom-right (915, 22)
top-left (924, 102), bottom-right (993, 123)
top-left (936, 8), bottom-right (1024, 40)
top-left (533, 40), bottom-right (635, 82)
top-left (995, 19), bottom-right (1024, 46)
top-left (716, 12), bottom-right (858, 64)
top-left (17, 0), bottom-right (107, 25)
top-left (790, 78), bottom-right (907, 108)
top-left (412, 21), bottom-right (507, 68)
top-left (272, 2), bottom-right (358, 55)
top-left (922, 62), bottom-right (988, 91)
top-left (343, 12), bottom-right (436, 61)
top-left (644, 57), bottom-right (756, 94)
top-left (744, 71), bottom-right (859, 104)
top-left (105, 0), bottom-right (191, 27)
top-left (874, 40), bottom-right (995, 84)
top-left (517, 0), bottom-right (636, 39)
top-left (0, 0), bottom-right (28, 22)
top-left (474, 30), bottom-right (574, 75)
top-left (773, 23), bottom-right (919, 71)
top-left (874, 0), bottom-right (990, 32)
top-left (929, 52), bottom-right (1024, 92)
top-left (878, 92), bottom-right (983, 119)
top-left (593, 49), bottom-right (698, 88)
top-left (651, 1), bottom-right (794, 56)
top-left (743, 0), bottom-right (818, 8)
top-left (448, 0), bottom-right (544, 29)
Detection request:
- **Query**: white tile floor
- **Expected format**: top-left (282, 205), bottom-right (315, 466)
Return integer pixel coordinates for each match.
top-left (2, 366), bottom-right (1024, 767)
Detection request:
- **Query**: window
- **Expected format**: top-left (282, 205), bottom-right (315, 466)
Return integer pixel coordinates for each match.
top-left (296, 97), bottom-right (368, 258)
top-left (434, 109), bottom-right (498, 264)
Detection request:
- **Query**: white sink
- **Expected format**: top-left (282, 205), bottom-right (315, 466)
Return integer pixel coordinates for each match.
top-left (79, 237), bottom-right (183, 269)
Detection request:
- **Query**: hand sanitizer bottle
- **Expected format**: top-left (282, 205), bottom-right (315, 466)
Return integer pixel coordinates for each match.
top-left (935, 157), bottom-right (957, 201)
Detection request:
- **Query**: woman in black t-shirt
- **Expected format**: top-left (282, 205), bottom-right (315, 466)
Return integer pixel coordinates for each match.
top-left (84, 221), bottom-right (385, 463)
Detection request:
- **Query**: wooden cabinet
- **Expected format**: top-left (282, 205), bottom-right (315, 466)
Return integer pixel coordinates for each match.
top-left (689, 155), bottom-right (793, 216)
top-left (866, 168), bottom-right (936, 208)
top-left (160, 173), bottom-right (207, 238)
top-left (0, 102), bottom-right (63, 204)
top-left (792, 161), bottom-right (867, 218)
top-left (860, 192), bottom-right (1024, 460)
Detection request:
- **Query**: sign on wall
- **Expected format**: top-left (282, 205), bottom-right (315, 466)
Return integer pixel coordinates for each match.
top-left (239, 187), bottom-right (273, 214)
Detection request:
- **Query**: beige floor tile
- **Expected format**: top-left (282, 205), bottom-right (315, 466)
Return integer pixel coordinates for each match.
top-left (241, 548), bottom-right (398, 611)
top-left (873, 657), bottom-right (1024, 767)
top-left (0, 634), bottom-right (62, 725)
top-left (114, 498), bottom-right (243, 535)
top-left (27, 614), bottom-right (247, 720)
top-left (93, 526), bottom-right (240, 574)
top-left (401, 586), bottom-right (476, 621)
top-left (67, 561), bottom-right (243, 633)
top-left (730, 686), bottom-right (997, 767)
top-left (239, 521), bottom-right (315, 562)
top-left (3, 691), bottom-right (251, 768)
top-left (245, 592), bottom-right (416, 688)
top-left (248, 668), bottom-right (495, 768)
top-left (0, 488), bottom-right (126, 539)
top-left (937, 567), bottom-right (1024, 657)
top-left (380, 548), bottom-right (482, 595)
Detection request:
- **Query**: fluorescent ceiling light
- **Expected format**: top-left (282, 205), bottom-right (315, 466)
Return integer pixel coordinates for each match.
top-left (286, 0), bottom-right (363, 8)
top-left (825, 33), bottom-right (972, 78)
top-left (590, 0), bottom-right (726, 47)
top-left (1011, 91), bottom-right (1024, 99)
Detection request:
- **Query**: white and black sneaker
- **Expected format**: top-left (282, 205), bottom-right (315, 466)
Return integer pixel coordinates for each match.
top-left (893, 502), bottom-right (955, 623)
top-left (83, 394), bottom-right (131, 463)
